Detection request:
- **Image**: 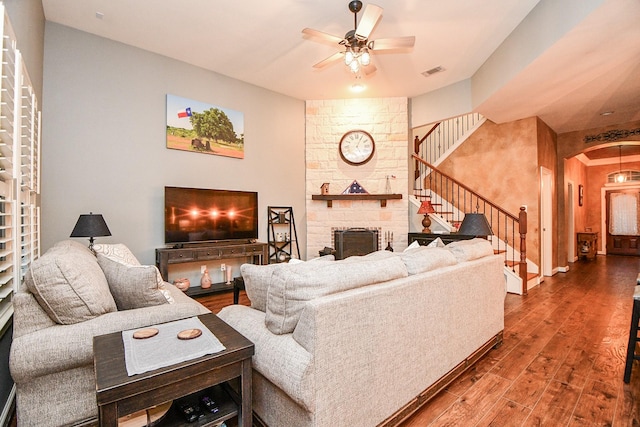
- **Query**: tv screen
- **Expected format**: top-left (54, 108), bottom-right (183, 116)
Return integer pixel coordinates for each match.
top-left (165, 186), bottom-right (258, 245)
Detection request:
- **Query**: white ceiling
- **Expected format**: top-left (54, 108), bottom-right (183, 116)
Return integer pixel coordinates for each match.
top-left (41, 0), bottom-right (640, 134)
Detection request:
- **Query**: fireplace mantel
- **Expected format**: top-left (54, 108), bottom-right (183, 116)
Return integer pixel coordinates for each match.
top-left (311, 193), bottom-right (402, 208)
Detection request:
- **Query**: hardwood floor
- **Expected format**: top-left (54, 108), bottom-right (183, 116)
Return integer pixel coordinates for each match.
top-left (401, 255), bottom-right (640, 427)
top-left (197, 255), bottom-right (640, 426)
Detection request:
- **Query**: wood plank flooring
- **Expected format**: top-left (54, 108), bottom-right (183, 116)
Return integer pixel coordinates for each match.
top-left (197, 255), bottom-right (640, 426)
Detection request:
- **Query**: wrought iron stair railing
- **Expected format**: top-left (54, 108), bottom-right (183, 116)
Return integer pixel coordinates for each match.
top-left (412, 154), bottom-right (529, 295)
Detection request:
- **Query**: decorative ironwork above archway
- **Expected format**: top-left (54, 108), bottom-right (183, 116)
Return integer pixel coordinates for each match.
top-left (584, 128), bottom-right (640, 143)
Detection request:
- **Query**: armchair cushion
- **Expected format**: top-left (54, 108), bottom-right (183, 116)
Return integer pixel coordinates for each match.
top-left (25, 242), bottom-right (117, 325)
top-left (97, 254), bottom-right (168, 310)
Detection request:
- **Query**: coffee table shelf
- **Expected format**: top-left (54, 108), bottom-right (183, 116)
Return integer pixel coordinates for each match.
top-left (161, 384), bottom-right (237, 426)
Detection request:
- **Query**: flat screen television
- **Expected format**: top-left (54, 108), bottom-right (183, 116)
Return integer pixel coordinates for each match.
top-left (165, 186), bottom-right (258, 245)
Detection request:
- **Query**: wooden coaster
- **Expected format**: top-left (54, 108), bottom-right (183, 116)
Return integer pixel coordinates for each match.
top-left (132, 328), bottom-right (159, 339)
top-left (177, 328), bottom-right (202, 340)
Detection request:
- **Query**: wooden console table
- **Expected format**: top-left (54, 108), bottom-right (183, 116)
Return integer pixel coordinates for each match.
top-left (156, 241), bottom-right (267, 296)
top-left (577, 232), bottom-right (598, 260)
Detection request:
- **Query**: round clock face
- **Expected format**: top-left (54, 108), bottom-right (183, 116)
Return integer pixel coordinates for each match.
top-left (339, 130), bottom-right (375, 165)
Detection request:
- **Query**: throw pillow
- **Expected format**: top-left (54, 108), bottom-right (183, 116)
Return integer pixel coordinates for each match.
top-left (93, 243), bottom-right (140, 265)
top-left (426, 237), bottom-right (445, 248)
top-left (404, 240), bottom-right (420, 251)
top-left (25, 243), bottom-right (117, 324)
top-left (93, 243), bottom-right (173, 304)
top-left (241, 254), bottom-right (335, 312)
top-left (446, 238), bottom-right (494, 262)
top-left (265, 255), bottom-right (408, 335)
top-left (399, 246), bottom-right (458, 275)
top-left (97, 254), bottom-right (169, 310)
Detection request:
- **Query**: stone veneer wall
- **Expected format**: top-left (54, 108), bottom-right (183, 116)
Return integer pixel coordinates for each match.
top-left (305, 98), bottom-right (409, 259)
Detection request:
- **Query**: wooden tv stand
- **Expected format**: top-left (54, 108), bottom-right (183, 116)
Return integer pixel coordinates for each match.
top-left (156, 240), bottom-right (267, 297)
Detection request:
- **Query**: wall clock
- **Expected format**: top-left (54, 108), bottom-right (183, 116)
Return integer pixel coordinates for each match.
top-left (339, 130), bottom-right (375, 166)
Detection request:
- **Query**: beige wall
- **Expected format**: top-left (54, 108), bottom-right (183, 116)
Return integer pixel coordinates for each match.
top-left (437, 117), bottom-right (543, 267)
top-left (305, 98), bottom-right (409, 257)
top-left (557, 119), bottom-right (640, 266)
top-left (563, 157), bottom-right (587, 260)
top-left (42, 24), bottom-right (306, 264)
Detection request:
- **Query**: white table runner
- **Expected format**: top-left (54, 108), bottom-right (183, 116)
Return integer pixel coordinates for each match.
top-left (122, 317), bottom-right (226, 376)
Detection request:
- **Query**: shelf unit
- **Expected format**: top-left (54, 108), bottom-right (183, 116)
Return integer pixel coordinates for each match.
top-left (267, 206), bottom-right (300, 263)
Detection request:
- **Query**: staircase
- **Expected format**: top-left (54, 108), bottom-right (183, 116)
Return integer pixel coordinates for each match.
top-left (412, 114), bottom-right (537, 295)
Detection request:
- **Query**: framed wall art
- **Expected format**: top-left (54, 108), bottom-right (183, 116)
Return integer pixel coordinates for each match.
top-left (166, 94), bottom-right (245, 159)
top-left (578, 184), bottom-right (584, 206)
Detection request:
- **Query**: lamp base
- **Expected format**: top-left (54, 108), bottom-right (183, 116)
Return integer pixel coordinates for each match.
top-left (421, 214), bottom-right (432, 234)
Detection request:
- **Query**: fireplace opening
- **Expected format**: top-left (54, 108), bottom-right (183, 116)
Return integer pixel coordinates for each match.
top-left (333, 228), bottom-right (380, 260)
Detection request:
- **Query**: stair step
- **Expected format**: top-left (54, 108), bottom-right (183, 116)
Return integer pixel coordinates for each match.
top-left (494, 249), bottom-right (505, 255)
top-left (527, 272), bottom-right (537, 281)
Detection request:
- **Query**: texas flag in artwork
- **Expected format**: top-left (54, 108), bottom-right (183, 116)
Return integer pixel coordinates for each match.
top-left (177, 107), bottom-right (192, 118)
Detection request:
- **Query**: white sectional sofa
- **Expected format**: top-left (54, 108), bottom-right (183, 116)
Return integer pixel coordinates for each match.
top-left (218, 238), bottom-right (505, 427)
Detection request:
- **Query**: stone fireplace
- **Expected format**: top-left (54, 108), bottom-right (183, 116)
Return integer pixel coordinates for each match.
top-left (305, 97), bottom-right (410, 258)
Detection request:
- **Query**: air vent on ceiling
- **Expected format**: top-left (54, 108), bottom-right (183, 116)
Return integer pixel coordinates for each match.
top-left (422, 66), bottom-right (444, 77)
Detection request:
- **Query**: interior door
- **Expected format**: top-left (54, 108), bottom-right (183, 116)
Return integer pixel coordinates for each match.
top-left (606, 189), bottom-right (640, 256)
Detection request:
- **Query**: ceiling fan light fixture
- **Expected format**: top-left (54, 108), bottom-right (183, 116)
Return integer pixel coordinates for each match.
top-left (350, 82), bottom-right (366, 93)
top-left (360, 49), bottom-right (371, 66)
top-left (344, 49), bottom-right (354, 66)
top-left (349, 59), bottom-right (360, 73)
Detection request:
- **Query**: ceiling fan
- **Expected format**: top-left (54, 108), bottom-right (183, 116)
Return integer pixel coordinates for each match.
top-left (302, 0), bottom-right (415, 75)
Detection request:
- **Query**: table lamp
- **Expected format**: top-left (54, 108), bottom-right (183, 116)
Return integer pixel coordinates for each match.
top-left (417, 200), bottom-right (436, 233)
top-left (70, 212), bottom-right (111, 254)
top-left (458, 213), bottom-right (493, 238)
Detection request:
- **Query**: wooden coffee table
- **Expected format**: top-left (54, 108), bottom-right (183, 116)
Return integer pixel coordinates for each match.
top-left (93, 313), bottom-right (254, 427)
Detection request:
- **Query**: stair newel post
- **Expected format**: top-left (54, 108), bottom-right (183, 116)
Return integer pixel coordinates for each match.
top-left (518, 206), bottom-right (528, 295)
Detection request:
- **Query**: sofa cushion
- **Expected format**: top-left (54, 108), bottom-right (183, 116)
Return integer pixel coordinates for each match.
top-left (97, 254), bottom-right (169, 310)
top-left (241, 255), bottom-right (335, 312)
top-left (400, 246), bottom-right (458, 275)
top-left (446, 238), bottom-right (494, 262)
top-left (341, 249), bottom-right (397, 262)
top-left (265, 255), bottom-right (408, 335)
top-left (25, 242), bottom-right (117, 324)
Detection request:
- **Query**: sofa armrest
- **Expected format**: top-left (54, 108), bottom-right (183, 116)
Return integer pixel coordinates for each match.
top-left (10, 301), bottom-right (209, 383)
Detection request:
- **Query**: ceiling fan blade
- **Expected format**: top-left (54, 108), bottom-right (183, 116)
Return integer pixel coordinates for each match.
top-left (302, 28), bottom-right (345, 46)
top-left (369, 36), bottom-right (415, 51)
top-left (313, 51), bottom-right (344, 69)
top-left (355, 4), bottom-right (382, 40)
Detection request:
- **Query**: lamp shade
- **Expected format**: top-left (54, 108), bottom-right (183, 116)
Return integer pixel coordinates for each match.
top-left (417, 201), bottom-right (436, 214)
top-left (458, 213), bottom-right (493, 237)
top-left (70, 213), bottom-right (111, 239)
